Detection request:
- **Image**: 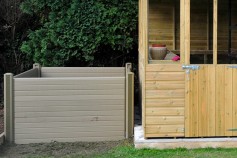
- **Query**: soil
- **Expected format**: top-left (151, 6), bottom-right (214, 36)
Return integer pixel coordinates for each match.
top-left (0, 139), bottom-right (132, 158)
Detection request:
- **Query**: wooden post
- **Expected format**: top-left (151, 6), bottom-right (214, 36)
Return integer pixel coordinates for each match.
top-left (33, 63), bottom-right (41, 77)
top-left (213, 0), bottom-right (218, 65)
top-left (185, 0), bottom-right (191, 65)
top-left (125, 63), bottom-right (134, 138)
top-left (180, 0), bottom-right (185, 64)
top-left (4, 73), bottom-right (14, 143)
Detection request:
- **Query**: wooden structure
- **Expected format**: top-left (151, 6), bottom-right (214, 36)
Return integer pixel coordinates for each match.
top-left (4, 64), bottom-right (134, 144)
top-left (139, 0), bottom-right (237, 138)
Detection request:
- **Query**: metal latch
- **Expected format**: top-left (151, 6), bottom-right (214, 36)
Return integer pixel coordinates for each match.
top-left (182, 65), bottom-right (200, 70)
top-left (228, 65), bottom-right (237, 69)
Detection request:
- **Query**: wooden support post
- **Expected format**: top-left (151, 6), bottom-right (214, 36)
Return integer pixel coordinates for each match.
top-left (185, 0), bottom-right (191, 65)
top-left (33, 63), bottom-right (41, 77)
top-left (180, 0), bottom-right (185, 64)
top-left (173, 1), bottom-right (176, 50)
top-left (4, 73), bottom-right (14, 143)
top-left (213, 0), bottom-right (218, 65)
top-left (125, 63), bottom-right (134, 138)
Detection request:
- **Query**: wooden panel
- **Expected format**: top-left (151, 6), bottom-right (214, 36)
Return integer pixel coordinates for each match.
top-left (186, 65), bottom-right (237, 137)
top-left (14, 76), bottom-right (126, 144)
top-left (145, 64), bottom-right (185, 138)
top-left (233, 68), bottom-right (237, 134)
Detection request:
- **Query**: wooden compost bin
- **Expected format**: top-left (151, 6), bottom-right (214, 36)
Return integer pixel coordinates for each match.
top-left (139, 0), bottom-right (237, 138)
top-left (4, 64), bottom-right (134, 144)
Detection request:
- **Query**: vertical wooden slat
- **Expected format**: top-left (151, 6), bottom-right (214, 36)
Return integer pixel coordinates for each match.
top-left (225, 66), bottom-right (233, 136)
top-left (180, 0), bottom-right (185, 64)
top-left (4, 73), bottom-right (14, 143)
top-left (216, 65), bottom-right (225, 136)
top-left (184, 0), bottom-right (190, 65)
top-left (213, 0), bottom-right (218, 65)
top-left (190, 69), bottom-right (199, 137)
top-left (207, 65), bottom-right (216, 136)
top-left (198, 66), bottom-right (208, 136)
top-left (233, 68), bottom-right (237, 135)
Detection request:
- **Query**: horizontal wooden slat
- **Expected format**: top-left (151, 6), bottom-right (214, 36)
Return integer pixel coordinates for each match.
top-left (145, 125), bottom-right (184, 134)
top-left (146, 107), bottom-right (184, 116)
top-left (146, 99), bottom-right (185, 107)
top-left (146, 64), bottom-right (184, 72)
top-left (146, 89), bottom-right (185, 99)
top-left (146, 81), bottom-right (185, 90)
top-left (146, 116), bottom-right (184, 125)
top-left (146, 72), bottom-right (185, 81)
top-left (145, 133), bottom-right (184, 137)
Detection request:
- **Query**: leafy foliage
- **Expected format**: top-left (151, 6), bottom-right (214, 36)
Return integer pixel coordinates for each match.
top-left (20, 0), bottom-right (138, 66)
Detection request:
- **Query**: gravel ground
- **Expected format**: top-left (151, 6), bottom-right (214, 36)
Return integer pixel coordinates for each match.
top-left (0, 139), bottom-right (132, 158)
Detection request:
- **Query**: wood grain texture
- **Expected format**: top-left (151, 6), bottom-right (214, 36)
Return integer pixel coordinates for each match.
top-left (186, 65), bottom-right (237, 137)
top-left (145, 64), bottom-right (185, 138)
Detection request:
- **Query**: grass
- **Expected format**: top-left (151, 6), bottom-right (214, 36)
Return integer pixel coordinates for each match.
top-left (4, 139), bottom-right (237, 158)
top-left (94, 146), bottom-right (237, 158)
top-left (61, 143), bottom-right (237, 158)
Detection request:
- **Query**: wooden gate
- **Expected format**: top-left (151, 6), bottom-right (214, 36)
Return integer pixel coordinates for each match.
top-left (185, 64), bottom-right (237, 137)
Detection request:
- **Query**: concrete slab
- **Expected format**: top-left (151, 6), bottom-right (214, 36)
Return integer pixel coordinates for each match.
top-left (134, 126), bottom-right (237, 149)
top-left (0, 133), bottom-right (4, 145)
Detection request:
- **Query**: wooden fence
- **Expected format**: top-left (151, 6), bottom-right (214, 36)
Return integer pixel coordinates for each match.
top-left (3, 64), bottom-right (134, 144)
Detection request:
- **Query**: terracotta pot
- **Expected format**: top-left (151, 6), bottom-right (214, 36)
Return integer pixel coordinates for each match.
top-left (152, 44), bottom-right (166, 47)
top-left (149, 44), bottom-right (167, 60)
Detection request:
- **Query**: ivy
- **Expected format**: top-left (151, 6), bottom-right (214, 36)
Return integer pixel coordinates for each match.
top-left (20, 0), bottom-right (138, 66)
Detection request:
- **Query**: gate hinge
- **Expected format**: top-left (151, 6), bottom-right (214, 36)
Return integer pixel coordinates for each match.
top-left (182, 65), bottom-right (200, 70)
top-left (228, 65), bottom-right (237, 69)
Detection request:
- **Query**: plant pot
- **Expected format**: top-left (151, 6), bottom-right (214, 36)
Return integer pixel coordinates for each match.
top-left (149, 44), bottom-right (167, 60)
